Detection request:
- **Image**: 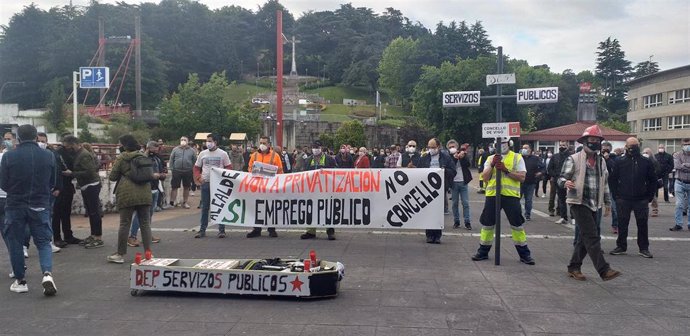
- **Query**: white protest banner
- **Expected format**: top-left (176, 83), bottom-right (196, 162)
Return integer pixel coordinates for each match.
top-left (209, 167), bottom-right (444, 230)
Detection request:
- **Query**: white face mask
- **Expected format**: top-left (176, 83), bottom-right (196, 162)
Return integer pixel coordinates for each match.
top-left (349, 150), bottom-right (355, 154)
top-left (642, 153), bottom-right (650, 158)
top-left (658, 148), bottom-right (664, 153)
top-left (501, 143), bottom-right (510, 154)
top-left (448, 147), bottom-right (457, 154)
top-left (38, 142), bottom-right (47, 149)
top-left (428, 148), bottom-right (438, 156)
top-left (684, 145), bottom-right (690, 152)
top-left (312, 148), bottom-right (322, 156)
top-left (521, 149), bottom-right (529, 156)
top-left (206, 141), bottom-right (215, 150)
top-left (547, 153), bottom-right (553, 158)
top-left (180, 140), bottom-right (188, 146)
top-left (259, 144), bottom-right (268, 152)
top-left (406, 146), bottom-right (416, 153)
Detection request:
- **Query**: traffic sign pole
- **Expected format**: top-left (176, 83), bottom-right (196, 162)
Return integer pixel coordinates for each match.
top-left (73, 71), bottom-right (79, 137)
top-left (494, 46), bottom-right (504, 265)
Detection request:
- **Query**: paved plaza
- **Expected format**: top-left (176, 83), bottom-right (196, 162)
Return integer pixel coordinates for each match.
top-left (1, 181), bottom-right (689, 336)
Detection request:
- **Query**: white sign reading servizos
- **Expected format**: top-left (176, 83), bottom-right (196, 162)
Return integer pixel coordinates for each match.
top-left (516, 87), bottom-right (559, 104)
top-left (482, 122), bottom-right (521, 138)
top-left (442, 91), bottom-right (481, 107)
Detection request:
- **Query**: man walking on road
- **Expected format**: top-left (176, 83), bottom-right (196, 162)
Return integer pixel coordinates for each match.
top-left (559, 125), bottom-right (621, 281)
top-left (656, 144), bottom-right (674, 203)
top-left (0, 124), bottom-right (58, 295)
top-left (520, 144), bottom-right (544, 221)
top-left (609, 137), bottom-right (657, 258)
top-left (471, 137), bottom-right (534, 264)
top-left (670, 138), bottom-right (690, 231)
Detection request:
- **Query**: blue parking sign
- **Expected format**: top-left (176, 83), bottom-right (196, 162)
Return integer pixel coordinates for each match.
top-left (79, 67), bottom-right (110, 89)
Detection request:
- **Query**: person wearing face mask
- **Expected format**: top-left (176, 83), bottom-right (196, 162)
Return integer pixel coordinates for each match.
top-left (169, 136), bottom-right (197, 209)
top-left (354, 146), bottom-right (371, 168)
top-left (520, 144), bottom-right (544, 222)
top-left (127, 141), bottom-right (167, 248)
top-left (335, 144), bottom-right (355, 168)
top-left (401, 141), bottom-right (422, 168)
top-left (384, 145), bottom-right (402, 168)
top-left (670, 138), bottom-right (690, 231)
top-left (601, 142), bottom-right (619, 234)
top-left (655, 144), bottom-right (674, 203)
top-left (62, 135), bottom-right (103, 249)
top-left (36, 133), bottom-right (64, 252)
top-left (609, 137), bottom-right (657, 258)
top-left (642, 147), bottom-right (663, 218)
top-left (476, 148), bottom-right (488, 193)
top-left (542, 151), bottom-right (553, 197)
top-left (447, 140), bottom-right (473, 230)
top-left (547, 140), bottom-right (571, 221)
top-left (301, 140), bottom-right (337, 240)
top-left (245, 136), bottom-right (284, 238)
top-left (558, 125), bottom-right (620, 281)
top-left (471, 137), bottom-right (534, 264)
top-left (372, 148), bottom-right (386, 168)
top-left (193, 134), bottom-right (232, 238)
top-left (418, 138), bottom-right (455, 243)
top-left (229, 144), bottom-right (245, 174)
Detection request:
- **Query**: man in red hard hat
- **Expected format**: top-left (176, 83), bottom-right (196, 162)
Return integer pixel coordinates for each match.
top-left (558, 125), bottom-right (621, 281)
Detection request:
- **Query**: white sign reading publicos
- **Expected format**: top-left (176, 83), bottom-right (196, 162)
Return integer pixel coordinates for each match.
top-left (516, 87), bottom-right (559, 105)
top-left (442, 91), bottom-right (481, 107)
top-left (209, 167), bottom-right (444, 230)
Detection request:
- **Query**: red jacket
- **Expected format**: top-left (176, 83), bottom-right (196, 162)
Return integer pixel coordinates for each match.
top-left (354, 155), bottom-right (370, 169)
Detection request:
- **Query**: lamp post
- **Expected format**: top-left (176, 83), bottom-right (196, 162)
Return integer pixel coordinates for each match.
top-left (0, 81), bottom-right (26, 103)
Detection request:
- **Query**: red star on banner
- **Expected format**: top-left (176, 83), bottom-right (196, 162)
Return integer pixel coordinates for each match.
top-left (290, 276), bottom-right (304, 291)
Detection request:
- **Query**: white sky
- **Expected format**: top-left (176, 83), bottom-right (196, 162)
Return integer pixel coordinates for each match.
top-left (2, 0), bottom-right (688, 73)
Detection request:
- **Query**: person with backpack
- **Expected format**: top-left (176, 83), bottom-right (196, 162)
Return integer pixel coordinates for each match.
top-left (61, 135), bottom-right (103, 249)
top-left (106, 135), bottom-right (156, 264)
top-left (246, 136), bottom-right (284, 238)
top-left (127, 141), bottom-right (167, 247)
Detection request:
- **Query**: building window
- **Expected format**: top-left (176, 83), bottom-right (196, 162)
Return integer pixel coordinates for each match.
top-left (665, 139), bottom-right (682, 154)
top-left (642, 118), bottom-right (662, 131)
top-left (669, 89), bottom-right (690, 104)
top-left (643, 93), bottom-right (663, 108)
top-left (668, 115), bottom-right (690, 130)
top-left (629, 120), bottom-right (637, 133)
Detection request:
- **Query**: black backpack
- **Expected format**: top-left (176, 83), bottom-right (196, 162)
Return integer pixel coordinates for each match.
top-left (127, 155), bottom-right (154, 185)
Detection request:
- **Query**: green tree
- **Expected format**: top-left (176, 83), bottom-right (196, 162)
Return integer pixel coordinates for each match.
top-left (595, 37), bottom-right (631, 115)
top-left (378, 37), bottom-right (422, 107)
top-left (335, 120), bottom-right (366, 148)
top-left (633, 60), bottom-right (659, 79)
top-left (44, 80), bottom-right (67, 132)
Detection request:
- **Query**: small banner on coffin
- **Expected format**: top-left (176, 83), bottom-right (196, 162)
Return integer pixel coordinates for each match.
top-left (209, 167), bottom-right (444, 229)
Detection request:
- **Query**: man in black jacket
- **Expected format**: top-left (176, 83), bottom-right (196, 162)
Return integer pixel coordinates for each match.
top-left (602, 142), bottom-right (619, 234)
top-left (609, 137), bottom-right (658, 258)
top-left (401, 140), bottom-right (422, 168)
top-left (418, 138), bottom-right (455, 244)
top-left (447, 140), bottom-right (473, 230)
top-left (547, 140), bottom-right (570, 221)
top-left (655, 144), bottom-right (674, 203)
top-left (520, 144), bottom-right (544, 221)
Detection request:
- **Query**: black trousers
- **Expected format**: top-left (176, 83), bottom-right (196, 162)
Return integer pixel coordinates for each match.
top-left (660, 176), bottom-right (670, 202)
top-left (52, 190), bottom-right (75, 241)
top-left (81, 184), bottom-right (103, 236)
top-left (557, 186), bottom-right (568, 220)
top-left (616, 199), bottom-right (649, 251)
top-left (568, 205), bottom-right (610, 276)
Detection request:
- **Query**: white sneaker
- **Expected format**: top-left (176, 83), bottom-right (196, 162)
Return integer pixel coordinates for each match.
top-left (555, 218), bottom-right (567, 224)
top-left (541, 194), bottom-right (546, 198)
top-left (183, 203), bottom-right (191, 209)
top-left (51, 242), bottom-right (61, 253)
top-left (571, 219), bottom-right (576, 225)
top-left (9, 271), bottom-right (14, 278)
top-left (670, 194), bottom-right (674, 198)
top-left (107, 253), bottom-right (125, 264)
top-left (10, 279), bottom-right (28, 293)
top-left (190, 191), bottom-right (196, 196)
top-left (23, 246), bottom-right (28, 258)
top-left (41, 273), bottom-right (57, 296)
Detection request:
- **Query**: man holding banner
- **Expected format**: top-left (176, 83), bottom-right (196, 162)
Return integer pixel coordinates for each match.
top-left (246, 136), bottom-right (284, 238)
top-left (472, 137), bottom-right (535, 265)
top-left (301, 140), bottom-right (338, 240)
top-left (193, 134), bottom-right (232, 239)
top-left (418, 138), bottom-right (455, 244)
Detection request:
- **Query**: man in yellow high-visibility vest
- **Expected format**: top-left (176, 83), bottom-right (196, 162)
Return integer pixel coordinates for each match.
top-left (471, 137), bottom-right (535, 265)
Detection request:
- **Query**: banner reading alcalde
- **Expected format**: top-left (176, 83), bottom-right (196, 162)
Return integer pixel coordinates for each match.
top-left (209, 167), bottom-right (444, 230)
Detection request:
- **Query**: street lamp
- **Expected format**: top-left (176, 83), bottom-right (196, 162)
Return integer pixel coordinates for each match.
top-left (0, 81), bottom-right (26, 103)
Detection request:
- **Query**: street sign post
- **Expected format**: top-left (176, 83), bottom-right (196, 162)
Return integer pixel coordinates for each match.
top-left (79, 67), bottom-right (110, 89)
top-left (442, 46), bottom-right (558, 265)
top-left (486, 73), bottom-right (516, 86)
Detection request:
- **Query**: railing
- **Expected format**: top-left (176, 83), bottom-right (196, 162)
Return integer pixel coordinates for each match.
top-left (82, 105), bottom-right (132, 118)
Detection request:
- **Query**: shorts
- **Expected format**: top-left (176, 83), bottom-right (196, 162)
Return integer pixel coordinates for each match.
top-left (171, 171), bottom-right (193, 188)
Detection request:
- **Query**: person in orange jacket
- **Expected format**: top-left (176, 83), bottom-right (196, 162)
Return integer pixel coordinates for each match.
top-left (246, 135), bottom-right (284, 238)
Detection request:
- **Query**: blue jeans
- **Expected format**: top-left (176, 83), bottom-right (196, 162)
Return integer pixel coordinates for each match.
top-left (675, 180), bottom-right (690, 227)
top-left (1, 207), bottom-right (53, 280)
top-left (200, 183), bottom-right (224, 233)
top-left (451, 181), bottom-right (471, 224)
top-left (520, 183), bottom-right (536, 219)
top-left (610, 197), bottom-right (619, 228)
top-left (130, 191), bottom-right (159, 238)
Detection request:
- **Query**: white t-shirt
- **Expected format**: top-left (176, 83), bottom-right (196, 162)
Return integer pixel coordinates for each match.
top-left (195, 149), bottom-right (231, 182)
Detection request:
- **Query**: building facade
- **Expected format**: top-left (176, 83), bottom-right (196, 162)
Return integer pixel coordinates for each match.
top-left (627, 65), bottom-right (690, 153)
